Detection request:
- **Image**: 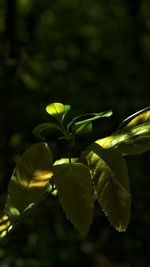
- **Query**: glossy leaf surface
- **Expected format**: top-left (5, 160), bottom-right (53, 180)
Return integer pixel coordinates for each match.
top-left (96, 122), bottom-right (150, 155)
top-left (118, 106), bottom-right (150, 130)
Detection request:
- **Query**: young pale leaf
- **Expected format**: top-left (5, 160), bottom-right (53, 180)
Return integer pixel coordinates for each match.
top-left (53, 163), bottom-right (93, 235)
top-left (33, 122), bottom-right (63, 139)
top-left (86, 143), bottom-right (131, 232)
top-left (5, 143), bottom-right (53, 218)
top-left (46, 102), bottom-right (70, 121)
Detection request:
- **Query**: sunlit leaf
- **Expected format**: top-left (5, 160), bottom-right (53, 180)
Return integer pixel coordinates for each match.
top-left (95, 136), bottom-right (114, 149)
top-left (114, 124), bottom-right (150, 155)
top-left (118, 106), bottom-right (150, 130)
top-left (46, 102), bottom-right (70, 121)
top-left (5, 143), bottom-right (53, 218)
top-left (33, 122), bottom-right (63, 139)
top-left (0, 215), bottom-right (13, 240)
top-left (95, 107), bottom-right (150, 155)
top-left (86, 143), bottom-right (131, 232)
top-left (53, 163), bottom-right (93, 235)
top-left (96, 122), bottom-right (150, 155)
top-left (54, 158), bottom-right (78, 165)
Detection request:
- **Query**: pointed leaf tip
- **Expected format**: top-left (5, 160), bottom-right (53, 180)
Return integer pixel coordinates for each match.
top-left (53, 162), bottom-right (93, 235)
top-left (86, 144), bottom-right (131, 232)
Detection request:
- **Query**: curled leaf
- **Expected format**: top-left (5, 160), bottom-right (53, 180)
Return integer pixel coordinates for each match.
top-left (97, 123), bottom-right (150, 155)
top-left (118, 106), bottom-right (150, 130)
top-left (33, 122), bottom-right (63, 139)
top-left (96, 107), bottom-right (150, 155)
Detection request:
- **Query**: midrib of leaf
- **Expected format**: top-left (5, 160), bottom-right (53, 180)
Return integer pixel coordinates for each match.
top-left (54, 105), bottom-right (60, 117)
top-left (12, 151), bottom-right (51, 209)
top-left (99, 167), bottom-right (130, 213)
top-left (97, 165), bottom-right (131, 231)
top-left (66, 164), bottom-right (87, 195)
top-left (53, 163), bottom-right (93, 235)
top-left (23, 153), bottom-right (43, 193)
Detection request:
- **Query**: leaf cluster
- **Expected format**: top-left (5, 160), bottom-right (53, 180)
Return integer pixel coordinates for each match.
top-left (0, 103), bottom-right (149, 240)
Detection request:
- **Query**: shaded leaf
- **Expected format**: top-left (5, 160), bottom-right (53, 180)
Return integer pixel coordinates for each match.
top-left (86, 143), bottom-right (131, 232)
top-left (53, 163), bottom-right (93, 235)
top-left (46, 102), bottom-right (70, 121)
top-left (72, 122), bottom-right (92, 135)
top-left (33, 122), bottom-right (63, 139)
top-left (5, 143), bottom-right (53, 218)
top-left (52, 158), bottom-right (78, 198)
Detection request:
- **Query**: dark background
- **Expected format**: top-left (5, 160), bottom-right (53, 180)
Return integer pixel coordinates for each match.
top-left (0, 0), bottom-right (150, 266)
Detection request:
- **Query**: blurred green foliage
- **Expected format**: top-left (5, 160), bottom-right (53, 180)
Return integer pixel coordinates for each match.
top-left (0, 0), bottom-right (149, 266)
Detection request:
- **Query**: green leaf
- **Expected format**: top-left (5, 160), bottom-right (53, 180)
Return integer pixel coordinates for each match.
top-left (86, 143), bottom-right (131, 232)
top-left (46, 102), bottom-right (70, 122)
top-left (54, 158), bottom-right (78, 165)
top-left (95, 107), bottom-right (150, 155)
top-left (118, 106), bottom-right (150, 130)
top-left (69, 110), bottom-right (112, 126)
top-left (68, 110), bottom-right (112, 130)
top-left (33, 122), bottom-right (63, 139)
top-left (72, 122), bottom-right (92, 135)
top-left (5, 143), bottom-right (53, 218)
top-left (0, 215), bottom-right (13, 240)
top-left (75, 111), bottom-right (112, 125)
top-left (96, 122), bottom-right (150, 155)
top-left (53, 163), bottom-right (93, 235)
top-left (114, 124), bottom-right (150, 155)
